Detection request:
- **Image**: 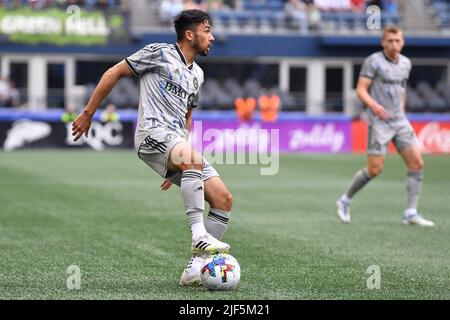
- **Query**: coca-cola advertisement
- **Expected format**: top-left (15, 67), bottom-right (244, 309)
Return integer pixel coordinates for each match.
top-left (351, 120), bottom-right (450, 154)
top-left (413, 122), bottom-right (450, 154)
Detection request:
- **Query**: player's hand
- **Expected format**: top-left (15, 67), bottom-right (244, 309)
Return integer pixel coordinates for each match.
top-left (371, 103), bottom-right (391, 121)
top-left (72, 110), bottom-right (93, 142)
top-left (161, 179), bottom-right (173, 191)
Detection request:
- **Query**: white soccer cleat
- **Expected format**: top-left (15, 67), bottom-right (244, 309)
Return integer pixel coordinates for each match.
top-left (403, 213), bottom-right (434, 227)
top-left (179, 256), bottom-right (205, 287)
top-left (336, 199), bottom-right (351, 224)
top-left (191, 233), bottom-right (230, 254)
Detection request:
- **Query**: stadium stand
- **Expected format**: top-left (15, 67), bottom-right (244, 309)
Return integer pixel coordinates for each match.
top-left (427, 0), bottom-right (450, 29)
top-left (0, 0), bottom-right (449, 113)
top-left (153, 0), bottom-right (400, 33)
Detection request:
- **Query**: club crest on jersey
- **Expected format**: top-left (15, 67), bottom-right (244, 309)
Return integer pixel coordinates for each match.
top-left (193, 77), bottom-right (198, 90)
top-left (164, 80), bottom-right (187, 99)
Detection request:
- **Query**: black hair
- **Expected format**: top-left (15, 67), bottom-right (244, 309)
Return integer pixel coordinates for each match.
top-left (174, 9), bottom-right (212, 41)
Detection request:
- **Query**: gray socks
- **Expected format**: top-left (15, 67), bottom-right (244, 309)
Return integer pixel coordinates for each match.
top-left (180, 170), bottom-right (207, 239)
top-left (345, 168), bottom-right (372, 199)
top-left (406, 171), bottom-right (423, 211)
top-left (181, 170), bottom-right (232, 241)
top-left (205, 208), bottom-right (230, 240)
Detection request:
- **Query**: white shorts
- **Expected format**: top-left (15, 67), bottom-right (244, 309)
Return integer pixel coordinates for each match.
top-left (137, 126), bottom-right (219, 186)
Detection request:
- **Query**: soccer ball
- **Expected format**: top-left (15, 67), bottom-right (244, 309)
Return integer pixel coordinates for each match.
top-left (200, 253), bottom-right (241, 290)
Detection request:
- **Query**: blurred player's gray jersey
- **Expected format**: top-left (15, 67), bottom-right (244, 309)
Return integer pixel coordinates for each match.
top-left (125, 43), bottom-right (204, 149)
top-left (360, 51), bottom-right (411, 124)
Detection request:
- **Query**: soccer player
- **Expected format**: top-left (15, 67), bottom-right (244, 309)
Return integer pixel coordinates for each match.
top-left (336, 26), bottom-right (434, 227)
top-left (71, 10), bottom-right (234, 286)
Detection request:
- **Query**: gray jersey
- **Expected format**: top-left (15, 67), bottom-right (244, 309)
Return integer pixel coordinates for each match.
top-left (125, 43), bottom-right (204, 149)
top-left (360, 51), bottom-right (411, 124)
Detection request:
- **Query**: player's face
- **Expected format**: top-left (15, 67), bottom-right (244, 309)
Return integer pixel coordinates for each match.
top-left (382, 32), bottom-right (404, 59)
top-left (193, 20), bottom-right (214, 56)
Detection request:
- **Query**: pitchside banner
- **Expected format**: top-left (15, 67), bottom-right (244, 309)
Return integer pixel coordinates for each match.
top-left (190, 120), bottom-right (351, 154)
top-left (0, 119), bottom-right (134, 150)
top-left (0, 111), bottom-right (448, 154)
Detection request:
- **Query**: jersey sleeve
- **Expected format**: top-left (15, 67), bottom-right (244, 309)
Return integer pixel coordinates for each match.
top-left (125, 44), bottom-right (162, 76)
top-left (405, 58), bottom-right (412, 80)
top-left (360, 56), bottom-right (377, 80)
top-left (402, 58), bottom-right (412, 87)
top-left (189, 85), bottom-right (201, 109)
top-left (189, 69), bottom-right (204, 109)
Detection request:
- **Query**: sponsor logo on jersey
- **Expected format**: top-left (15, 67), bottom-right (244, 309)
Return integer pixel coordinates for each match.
top-left (381, 79), bottom-right (403, 85)
top-left (164, 81), bottom-right (188, 99)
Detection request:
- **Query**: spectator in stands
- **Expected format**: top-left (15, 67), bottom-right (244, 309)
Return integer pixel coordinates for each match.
top-left (350, 0), bottom-right (365, 12)
top-left (7, 81), bottom-right (21, 108)
top-left (382, 0), bottom-right (397, 15)
top-left (223, 0), bottom-right (242, 10)
top-left (204, 0), bottom-right (227, 11)
top-left (258, 88), bottom-right (280, 122)
top-left (285, 0), bottom-right (309, 34)
top-left (366, 0), bottom-right (383, 10)
top-left (234, 95), bottom-right (256, 122)
top-left (315, 0), bottom-right (351, 12)
top-left (305, 0), bottom-right (321, 29)
top-left (182, 0), bottom-right (204, 11)
top-left (100, 103), bottom-right (120, 122)
top-left (161, 0), bottom-right (184, 23)
top-left (0, 77), bottom-right (21, 108)
top-left (0, 77), bottom-right (11, 107)
top-left (29, 0), bottom-right (49, 10)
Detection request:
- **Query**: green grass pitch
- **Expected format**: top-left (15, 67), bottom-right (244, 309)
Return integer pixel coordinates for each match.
top-left (1, 150), bottom-right (449, 299)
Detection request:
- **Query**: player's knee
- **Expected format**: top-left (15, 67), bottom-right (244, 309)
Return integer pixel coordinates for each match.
top-left (411, 158), bottom-right (424, 171)
top-left (368, 165), bottom-right (383, 177)
top-left (210, 191), bottom-right (233, 212)
top-left (223, 192), bottom-right (233, 212)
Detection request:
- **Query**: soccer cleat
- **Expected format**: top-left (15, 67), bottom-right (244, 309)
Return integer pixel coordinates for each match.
top-left (403, 213), bottom-right (434, 227)
top-left (336, 199), bottom-right (351, 223)
top-left (191, 233), bottom-right (230, 254)
top-left (179, 256), bottom-right (205, 287)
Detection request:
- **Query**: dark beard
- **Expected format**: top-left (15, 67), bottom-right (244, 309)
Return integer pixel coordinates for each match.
top-left (193, 38), bottom-right (208, 56)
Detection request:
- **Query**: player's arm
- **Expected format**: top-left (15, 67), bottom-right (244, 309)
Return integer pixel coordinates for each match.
top-left (72, 60), bottom-right (133, 141)
top-left (356, 76), bottom-right (390, 121)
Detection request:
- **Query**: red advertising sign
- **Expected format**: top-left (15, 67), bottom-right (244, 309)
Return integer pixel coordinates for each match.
top-left (414, 121), bottom-right (450, 154)
top-left (351, 120), bottom-right (450, 154)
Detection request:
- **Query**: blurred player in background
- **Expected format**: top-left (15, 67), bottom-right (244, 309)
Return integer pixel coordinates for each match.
top-left (336, 26), bottom-right (434, 227)
top-left (71, 9), bottom-right (234, 286)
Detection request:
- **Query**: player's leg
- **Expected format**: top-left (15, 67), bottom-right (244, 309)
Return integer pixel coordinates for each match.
top-left (336, 124), bottom-right (388, 223)
top-left (178, 161), bottom-right (232, 286)
top-left (347, 155), bottom-right (384, 198)
top-left (398, 144), bottom-right (433, 226)
top-left (204, 176), bottom-right (233, 240)
top-left (393, 121), bottom-right (433, 226)
top-left (336, 155), bottom-right (383, 223)
top-left (168, 141), bottom-right (230, 253)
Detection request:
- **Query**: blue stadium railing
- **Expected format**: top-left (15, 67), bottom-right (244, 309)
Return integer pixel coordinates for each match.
top-left (1, 108), bottom-right (448, 123)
